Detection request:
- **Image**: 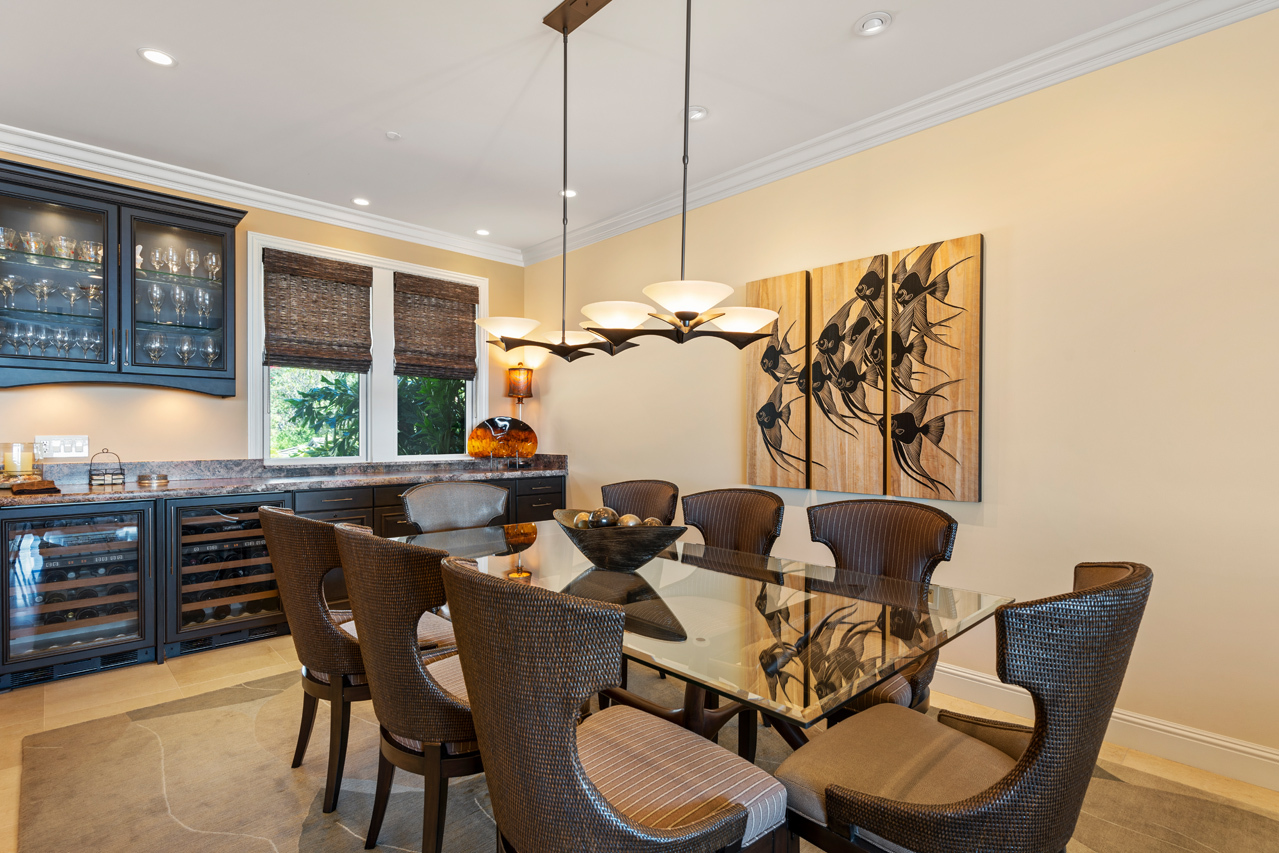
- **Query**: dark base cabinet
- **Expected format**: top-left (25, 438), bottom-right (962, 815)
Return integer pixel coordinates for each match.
top-left (160, 493), bottom-right (292, 660)
top-left (1, 501), bottom-right (157, 690)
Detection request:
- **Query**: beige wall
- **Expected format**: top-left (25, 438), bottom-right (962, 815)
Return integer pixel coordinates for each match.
top-left (0, 155), bottom-right (526, 460)
top-left (524, 11), bottom-right (1279, 748)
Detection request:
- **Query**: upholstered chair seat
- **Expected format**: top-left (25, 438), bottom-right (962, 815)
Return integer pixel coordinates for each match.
top-left (601, 479), bottom-right (680, 526)
top-left (338, 609), bottom-right (456, 649)
top-left (577, 704), bottom-right (787, 847)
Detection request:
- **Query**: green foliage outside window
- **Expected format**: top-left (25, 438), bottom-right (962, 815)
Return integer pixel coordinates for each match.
top-left (397, 376), bottom-right (466, 456)
top-left (270, 367), bottom-right (360, 458)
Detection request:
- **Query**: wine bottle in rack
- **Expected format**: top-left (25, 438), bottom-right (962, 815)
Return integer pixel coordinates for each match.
top-left (43, 613), bottom-right (68, 626)
top-left (74, 606), bottom-right (100, 620)
top-left (44, 591), bottom-right (68, 605)
top-left (106, 583), bottom-right (131, 597)
top-left (39, 569), bottom-right (68, 584)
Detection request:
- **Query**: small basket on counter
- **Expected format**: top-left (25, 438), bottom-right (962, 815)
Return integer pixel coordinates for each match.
top-left (89, 448), bottom-right (126, 486)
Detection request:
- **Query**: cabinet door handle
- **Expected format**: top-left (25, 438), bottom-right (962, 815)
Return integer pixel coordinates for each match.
top-left (322, 497), bottom-right (354, 503)
top-left (123, 328), bottom-right (129, 365)
top-left (109, 328), bottom-right (116, 365)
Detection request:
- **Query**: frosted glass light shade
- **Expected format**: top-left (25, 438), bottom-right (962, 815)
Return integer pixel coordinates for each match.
top-left (543, 331), bottom-right (601, 346)
top-left (642, 280), bottom-right (733, 315)
top-left (704, 307), bottom-right (779, 333)
top-left (476, 316), bottom-right (540, 339)
top-left (581, 301), bottom-right (655, 329)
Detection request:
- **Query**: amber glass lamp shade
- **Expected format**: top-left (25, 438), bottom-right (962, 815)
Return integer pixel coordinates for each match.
top-left (467, 417), bottom-right (538, 459)
top-left (507, 363), bottom-right (533, 400)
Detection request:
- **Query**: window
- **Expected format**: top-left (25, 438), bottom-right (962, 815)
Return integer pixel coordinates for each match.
top-left (248, 234), bottom-right (488, 463)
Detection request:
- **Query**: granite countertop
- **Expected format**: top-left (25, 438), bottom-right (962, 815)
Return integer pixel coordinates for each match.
top-left (0, 456), bottom-right (567, 507)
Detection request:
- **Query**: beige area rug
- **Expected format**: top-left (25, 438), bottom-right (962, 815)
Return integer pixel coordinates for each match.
top-left (19, 664), bottom-right (1279, 853)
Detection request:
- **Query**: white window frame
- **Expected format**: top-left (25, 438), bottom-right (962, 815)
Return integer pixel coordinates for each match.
top-left (246, 232), bottom-right (489, 464)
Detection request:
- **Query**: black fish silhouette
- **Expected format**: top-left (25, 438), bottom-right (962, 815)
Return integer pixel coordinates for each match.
top-left (894, 243), bottom-right (969, 344)
top-left (756, 380), bottom-right (807, 473)
top-left (885, 380), bottom-right (969, 496)
top-left (800, 358), bottom-right (860, 436)
top-left (760, 320), bottom-right (803, 383)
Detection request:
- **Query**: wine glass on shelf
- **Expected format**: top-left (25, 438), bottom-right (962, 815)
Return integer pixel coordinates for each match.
top-left (0, 227), bottom-right (16, 250)
top-left (185, 248), bottom-right (200, 277)
top-left (149, 248), bottom-right (163, 271)
top-left (171, 285), bottom-right (189, 324)
top-left (0, 274), bottom-right (22, 308)
top-left (204, 252), bottom-right (221, 280)
top-left (34, 326), bottom-right (52, 356)
top-left (53, 328), bottom-right (71, 357)
top-left (86, 330), bottom-right (102, 359)
top-left (19, 325), bottom-right (37, 355)
top-left (143, 332), bottom-right (167, 363)
top-left (48, 237), bottom-right (76, 268)
top-left (194, 287), bottom-right (212, 327)
top-left (146, 282), bottom-right (166, 320)
top-left (26, 279), bottom-right (54, 312)
top-left (60, 286), bottom-right (82, 314)
top-left (0, 321), bottom-right (8, 353)
top-left (164, 247), bottom-right (180, 274)
top-left (175, 335), bottom-right (196, 365)
top-left (76, 328), bottom-right (93, 357)
top-left (200, 336), bottom-right (220, 367)
top-left (79, 281), bottom-right (104, 311)
top-left (19, 231), bottom-right (45, 256)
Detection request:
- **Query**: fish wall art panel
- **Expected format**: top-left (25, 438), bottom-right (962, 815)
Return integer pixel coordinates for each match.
top-left (887, 234), bottom-right (983, 502)
top-left (745, 270), bottom-right (810, 490)
top-left (809, 255), bottom-right (889, 495)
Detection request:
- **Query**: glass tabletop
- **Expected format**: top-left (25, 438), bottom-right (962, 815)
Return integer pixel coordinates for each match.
top-left (397, 520), bottom-right (1012, 727)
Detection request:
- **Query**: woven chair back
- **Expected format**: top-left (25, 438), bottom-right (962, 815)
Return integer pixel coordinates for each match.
top-left (600, 479), bottom-right (680, 526)
top-left (681, 488), bottom-right (785, 556)
top-left (401, 481), bottom-right (508, 534)
top-left (258, 507), bottom-right (362, 677)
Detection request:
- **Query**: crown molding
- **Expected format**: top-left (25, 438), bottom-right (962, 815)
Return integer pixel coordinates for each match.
top-left (521, 0), bottom-right (1279, 265)
top-left (0, 123), bottom-right (526, 268)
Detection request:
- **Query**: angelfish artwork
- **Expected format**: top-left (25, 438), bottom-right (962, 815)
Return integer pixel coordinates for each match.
top-left (744, 234), bottom-right (982, 502)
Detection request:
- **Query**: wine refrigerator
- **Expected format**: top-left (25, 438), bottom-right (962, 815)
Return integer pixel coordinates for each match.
top-left (1, 502), bottom-right (156, 689)
top-left (161, 493), bottom-right (291, 659)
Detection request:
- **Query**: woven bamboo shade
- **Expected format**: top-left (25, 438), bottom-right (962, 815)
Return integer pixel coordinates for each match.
top-left (393, 272), bottom-right (480, 380)
top-left (262, 248), bottom-right (373, 373)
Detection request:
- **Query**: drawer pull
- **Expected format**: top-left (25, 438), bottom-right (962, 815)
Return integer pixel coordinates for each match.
top-left (530, 485), bottom-right (555, 492)
top-left (532, 501), bottom-right (552, 508)
top-left (322, 497), bottom-right (355, 503)
top-left (328, 516), bottom-right (366, 523)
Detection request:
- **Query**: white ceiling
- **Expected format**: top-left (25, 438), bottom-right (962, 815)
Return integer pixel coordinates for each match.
top-left (0, 0), bottom-right (1249, 259)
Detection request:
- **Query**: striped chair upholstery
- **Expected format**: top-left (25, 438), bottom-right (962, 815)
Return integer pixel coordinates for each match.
top-left (682, 488), bottom-right (785, 557)
top-left (401, 481), bottom-right (508, 534)
top-left (807, 499), bottom-right (958, 712)
top-left (601, 479), bottom-right (680, 526)
top-left (441, 557), bottom-right (788, 853)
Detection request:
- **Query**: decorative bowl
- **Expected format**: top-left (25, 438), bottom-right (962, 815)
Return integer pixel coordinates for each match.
top-left (553, 509), bottom-right (685, 573)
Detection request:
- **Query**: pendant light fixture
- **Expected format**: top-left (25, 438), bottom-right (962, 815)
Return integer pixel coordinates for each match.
top-left (477, 0), bottom-right (775, 361)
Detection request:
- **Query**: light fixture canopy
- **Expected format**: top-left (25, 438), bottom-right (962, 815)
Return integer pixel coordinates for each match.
top-left (580, 301), bottom-right (655, 329)
top-left (137, 48), bottom-right (176, 66)
top-left (856, 11), bottom-right (892, 35)
top-left (704, 306), bottom-right (779, 333)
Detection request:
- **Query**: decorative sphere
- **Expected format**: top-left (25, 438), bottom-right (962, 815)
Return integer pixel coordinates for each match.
top-left (618, 514), bottom-right (642, 527)
top-left (589, 507), bottom-right (620, 528)
top-left (573, 512), bottom-right (592, 529)
top-left (642, 517), bottom-right (663, 526)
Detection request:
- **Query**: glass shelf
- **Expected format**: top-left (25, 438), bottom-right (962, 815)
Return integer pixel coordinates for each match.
top-left (134, 319), bottom-right (224, 334)
top-left (134, 267), bottom-right (223, 288)
top-left (0, 307), bottom-right (105, 328)
top-left (0, 249), bottom-right (104, 277)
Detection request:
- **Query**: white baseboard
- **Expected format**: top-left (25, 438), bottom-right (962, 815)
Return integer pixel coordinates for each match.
top-left (931, 663), bottom-right (1279, 792)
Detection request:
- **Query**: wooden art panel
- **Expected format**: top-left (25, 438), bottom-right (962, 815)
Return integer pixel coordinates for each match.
top-left (809, 255), bottom-right (888, 495)
top-left (745, 271), bottom-right (809, 490)
top-left (888, 235), bottom-right (983, 502)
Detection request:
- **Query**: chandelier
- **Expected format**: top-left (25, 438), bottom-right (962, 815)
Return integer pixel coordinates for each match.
top-left (476, 0), bottom-right (777, 362)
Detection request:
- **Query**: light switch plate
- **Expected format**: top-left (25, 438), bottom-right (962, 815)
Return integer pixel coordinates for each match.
top-left (36, 435), bottom-right (90, 458)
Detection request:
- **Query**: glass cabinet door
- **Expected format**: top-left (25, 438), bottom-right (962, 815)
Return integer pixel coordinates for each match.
top-left (122, 212), bottom-right (230, 378)
top-left (176, 502), bottom-right (282, 632)
top-left (6, 511), bottom-right (145, 661)
top-left (0, 188), bottom-right (118, 374)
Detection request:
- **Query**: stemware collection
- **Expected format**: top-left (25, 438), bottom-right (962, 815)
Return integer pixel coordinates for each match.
top-left (0, 320), bottom-right (102, 359)
top-left (0, 228), bottom-right (103, 266)
top-left (139, 243), bottom-right (220, 280)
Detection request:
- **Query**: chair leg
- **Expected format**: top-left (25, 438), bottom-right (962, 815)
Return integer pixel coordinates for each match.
top-left (364, 747), bottom-right (396, 849)
top-left (292, 689), bottom-right (319, 768)
top-left (421, 746), bottom-right (449, 853)
top-left (739, 708), bottom-right (758, 763)
top-left (322, 681), bottom-right (352, 813)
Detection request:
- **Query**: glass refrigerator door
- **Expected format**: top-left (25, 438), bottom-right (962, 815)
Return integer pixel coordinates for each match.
top-left (177, 503), bottom-right (281, 631)
top-left (6, 512), bottom-right (144, 661)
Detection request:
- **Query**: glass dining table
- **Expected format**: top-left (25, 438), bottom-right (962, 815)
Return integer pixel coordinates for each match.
top-left (396, 520), bottom-right (1011, 757)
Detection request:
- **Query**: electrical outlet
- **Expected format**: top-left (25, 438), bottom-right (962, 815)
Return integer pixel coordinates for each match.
top-left (36, 435), bottom-right (90, 458)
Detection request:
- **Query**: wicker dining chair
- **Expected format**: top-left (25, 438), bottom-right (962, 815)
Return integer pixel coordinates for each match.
top-left (400, 481), bottom-right (508, 534)
top-left (807, 499), bottom-right (958, 715)
top-left (334, 524), bottom-right (481, 853)
top-left (682, 488), bottom-right (785, 556)
top-left (259, 507), bottom-right (459, 815)
top-left (440, 557), bottom-right (792, 853)
top-left (775, 562), bottom-right (1154, 853)
top-left (601, 479), bottom-right (680, 525)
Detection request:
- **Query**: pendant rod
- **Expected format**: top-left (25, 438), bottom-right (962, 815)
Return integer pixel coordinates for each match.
top-left (680, 0), bottom-right (692, 281)
top-left (561, 26), bottom-right (569, 345)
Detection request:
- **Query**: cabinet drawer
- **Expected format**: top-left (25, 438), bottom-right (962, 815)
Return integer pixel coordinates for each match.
top-left (515, 493), bottom-right (563, 523)
top-left (373, 484), bottom-right (419, 507)
top-left (374, 507), bottom-right (420, 539)
top-left (516, 476), bottom-right (564, 496)
top-left (295, 508), bottom-right (374, 527)
top-left (294, 488), bottom-right (373, 513)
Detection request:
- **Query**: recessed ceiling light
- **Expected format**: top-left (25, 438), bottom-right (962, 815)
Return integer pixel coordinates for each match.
top-left (561, 190), bottom-right (577, 198)
top-left (352, 198), bottom-right (370, 206)
top-left (688, 105), bottom-right (710, 121)
top-left (855, 12), bottom-right (892, 36)
top-left (137, 48), bottom-right (176, 67)
top-left (476, 229), bottom-right (490, 236)
top-left (385, 131), bottom-right (402, 141)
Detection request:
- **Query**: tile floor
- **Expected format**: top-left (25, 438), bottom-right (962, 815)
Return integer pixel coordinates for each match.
top-left (1, 638), bottom-right (1276, 853)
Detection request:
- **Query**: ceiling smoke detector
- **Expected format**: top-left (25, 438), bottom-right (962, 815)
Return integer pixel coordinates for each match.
top-left (855, 12), bottom-right (893, 36)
